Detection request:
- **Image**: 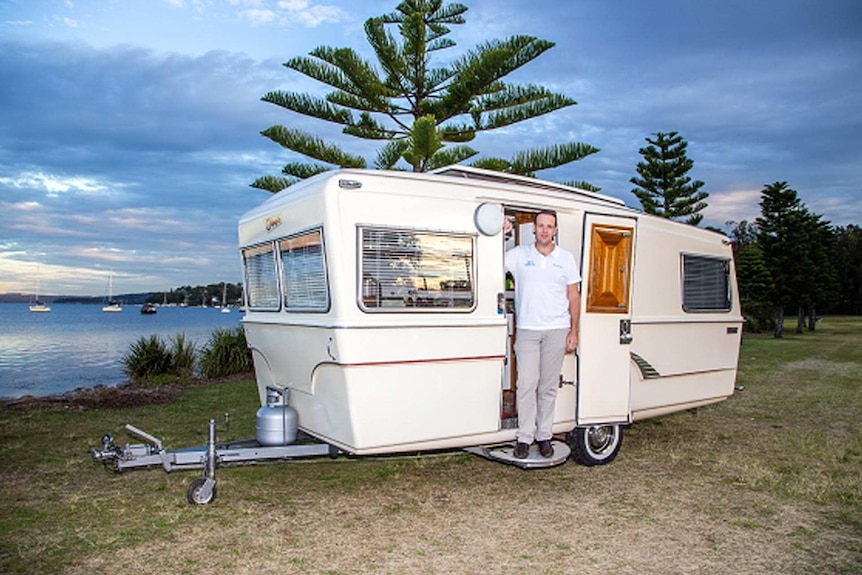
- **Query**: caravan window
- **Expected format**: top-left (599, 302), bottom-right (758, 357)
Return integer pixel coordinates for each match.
top-left (360, 227), bottom-right (475, 311)
top-left (279, 229), bottom-right (329, 311)
top-left (243, 243), bottom-right (280, 310)
top-left (682, 254), bottom-right (731, 312)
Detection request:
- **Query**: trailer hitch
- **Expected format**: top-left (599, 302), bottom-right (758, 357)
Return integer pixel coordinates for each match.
top-left (90, 433), bottom-right (122, 465)
top-left (91, 425), bottom-right (165, 471)
top-left (90, 414), bottom-right (335, 505)
top-left (90, 418), bottom-right (227, 504)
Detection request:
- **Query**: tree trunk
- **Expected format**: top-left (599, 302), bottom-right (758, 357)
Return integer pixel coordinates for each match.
top-left (774, 306), bottom-right (784, 338)
top-left (808, 307), bottom-right (817, 331)
top-left (796, 306), bottom-right (805, 334)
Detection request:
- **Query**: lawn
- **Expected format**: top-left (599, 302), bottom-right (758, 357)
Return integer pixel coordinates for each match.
top-left (1, 317), bottom-right (860, 574)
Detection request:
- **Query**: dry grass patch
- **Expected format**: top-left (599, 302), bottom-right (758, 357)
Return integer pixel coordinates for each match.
top-left (63, 457), bottom-right (849, 575)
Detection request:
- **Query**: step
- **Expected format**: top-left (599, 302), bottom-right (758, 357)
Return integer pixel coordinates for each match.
top-left (464, 440), bottom-right (570, 469)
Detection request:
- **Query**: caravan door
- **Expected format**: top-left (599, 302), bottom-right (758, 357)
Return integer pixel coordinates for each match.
top-left (577, 214), bottom-right (636, 425)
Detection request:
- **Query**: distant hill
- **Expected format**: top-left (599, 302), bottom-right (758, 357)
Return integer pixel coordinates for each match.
top-left (1, 282), bottom-right (243, 308)
top-left (0, 292), bottom-right (155, 305)
top-left (0, 293), bottom-right (31, 303)
top-left (54, 293), bottom-right (155, 305)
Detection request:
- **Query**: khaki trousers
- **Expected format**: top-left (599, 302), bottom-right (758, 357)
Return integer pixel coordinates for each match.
top-left (513, 328), bottom-right (568, 444)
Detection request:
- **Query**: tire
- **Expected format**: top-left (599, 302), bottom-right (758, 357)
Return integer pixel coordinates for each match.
top-left (568, 424), bottom-right (623, 466)
top-left (187, 477), bottom-right (217, 505)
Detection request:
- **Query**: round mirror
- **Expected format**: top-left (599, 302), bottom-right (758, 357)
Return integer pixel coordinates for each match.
top-left (474, 202), bottom-right (504, 236)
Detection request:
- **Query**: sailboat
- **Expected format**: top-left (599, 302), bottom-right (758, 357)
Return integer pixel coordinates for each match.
top-left (29, 266), bottom-right (51, 313)
top-left (220, 282), bottom-right (231, 313)
top-left (101, 272), bottom-right (123, 312)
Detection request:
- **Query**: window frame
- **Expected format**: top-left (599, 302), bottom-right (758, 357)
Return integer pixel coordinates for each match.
top-left (278, 227), bottom-right (330, 313)
top-left (681, 253), bottom-right (732, 313)
top-left (357, 225), bottom-right (478, 313)
top-left (242, 241), bottom-right (281, 312)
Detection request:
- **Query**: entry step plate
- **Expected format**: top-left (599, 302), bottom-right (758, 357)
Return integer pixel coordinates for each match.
top-left (464, 440), bottom-right (570, 469)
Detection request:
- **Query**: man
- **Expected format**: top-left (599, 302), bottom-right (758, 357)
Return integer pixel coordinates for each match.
top-left (503, 211), bottom-right (581, 459)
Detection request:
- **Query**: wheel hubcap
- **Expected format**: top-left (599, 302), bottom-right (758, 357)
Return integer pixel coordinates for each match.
top-left (587, 426), bottom-right (615, 453)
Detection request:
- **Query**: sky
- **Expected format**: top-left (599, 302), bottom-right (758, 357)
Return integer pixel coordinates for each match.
top-left (1, 0), bottom-right (860, 297)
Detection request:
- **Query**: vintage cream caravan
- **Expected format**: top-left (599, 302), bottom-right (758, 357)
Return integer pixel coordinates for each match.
top-left (237, 166), bottom-right (744, 468)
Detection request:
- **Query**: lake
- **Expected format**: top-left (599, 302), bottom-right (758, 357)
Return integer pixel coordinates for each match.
top-left (0, 303), bottom-right (243, 399)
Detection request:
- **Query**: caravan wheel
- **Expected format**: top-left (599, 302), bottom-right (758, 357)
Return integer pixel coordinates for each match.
top-left (568, 425), bottom-right (622, 466)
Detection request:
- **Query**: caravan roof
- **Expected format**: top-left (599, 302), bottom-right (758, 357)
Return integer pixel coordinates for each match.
top-left (431, 165), bottom-right (626, 206)
top-left (240, 165), bottom-right (628, 227)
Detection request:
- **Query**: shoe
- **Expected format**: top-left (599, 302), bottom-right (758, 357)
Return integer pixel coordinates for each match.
top-left (513, 442), bottom-right (530, 459)
top-left (537, 440), bottom-right (553, 458)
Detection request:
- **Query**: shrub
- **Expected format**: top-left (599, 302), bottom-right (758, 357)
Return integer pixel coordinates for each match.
top-left (123, 334), bottom-right (173, 381)
top-left (169, 333), bottom-right (197, 376)
top-left (198, 327), bottom-right (253, 378)
top-left (124, 328), bottom-right (251, 384)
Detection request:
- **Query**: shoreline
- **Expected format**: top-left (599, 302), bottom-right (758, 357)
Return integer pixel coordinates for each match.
top-left (1, 372), bottom-right (253, 412)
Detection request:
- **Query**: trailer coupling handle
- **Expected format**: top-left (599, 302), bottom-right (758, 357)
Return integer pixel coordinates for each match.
top-left (124, 424), bottom-right (164, 451)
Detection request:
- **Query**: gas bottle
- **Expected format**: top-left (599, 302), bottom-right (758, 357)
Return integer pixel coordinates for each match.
top-left (255, 387), bottom-right (298, 446)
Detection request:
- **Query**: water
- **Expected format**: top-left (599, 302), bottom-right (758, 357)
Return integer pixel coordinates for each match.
top-left (0, 303), bottom-right (243, 399)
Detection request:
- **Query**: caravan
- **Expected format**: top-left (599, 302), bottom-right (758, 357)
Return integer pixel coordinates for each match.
top-left (237, 166), bottom-right (744, 467)
top-left (91, 165), bottom-right (745, 504)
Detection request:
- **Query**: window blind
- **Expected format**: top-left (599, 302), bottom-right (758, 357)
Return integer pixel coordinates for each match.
top-left (243, 244), bottom-right (279, 309)
top-left (280, 229), bottom-right (328, 311)
top-left (683, 254), bottom-right (731, 312)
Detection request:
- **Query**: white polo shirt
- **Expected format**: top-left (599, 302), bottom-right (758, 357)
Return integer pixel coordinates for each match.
top-left (505, 242), bottom-right (581, 330)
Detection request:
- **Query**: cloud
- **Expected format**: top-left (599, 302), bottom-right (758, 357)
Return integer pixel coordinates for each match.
top-left (2, 201), bottom-right (43, 212)
top-left (242, 8), bottom-right (278, 25)
top-left (702, 189), bottom-right (763, 226)
top-left (806, 191), bottom-right (862, 228)
top-left (0, 171), bottom-right (116, 197)
top-left (237, 0), bottom-right (348, 28)
top-left (0, 253), bottom-right (110, 295)
top-left (284, 3), bottom-right (346, 27)
top-left (165, 0), bottom-right (210, 10)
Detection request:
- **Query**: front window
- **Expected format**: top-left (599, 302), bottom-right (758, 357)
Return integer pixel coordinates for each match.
top-left (279, 228), bottom-right (329, 311)
top-left (682, 254), bottom-right (731, 312)
top-left (360, 227), bottom-right (475, 311)
top-left (243, 243), bottom-right (279, 310)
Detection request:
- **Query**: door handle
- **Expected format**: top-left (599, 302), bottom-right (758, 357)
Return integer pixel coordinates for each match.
top-left (619, 319), bottom-right (632, 345)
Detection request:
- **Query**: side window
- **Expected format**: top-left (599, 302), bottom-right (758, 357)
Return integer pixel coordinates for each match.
top-left (243, 243), bottom-right (279, 310)
top-left (360, 227), bottom-right (475, 311)
top-left (682, 254), bottom-right (731, 312)
top-left (279, 228), bottom-right (329, 311)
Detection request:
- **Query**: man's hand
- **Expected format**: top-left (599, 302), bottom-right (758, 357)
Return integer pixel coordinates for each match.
top-left (503, 216), bottom-right (514, 236)
top-left (566, 330), bottom-right (579, 352)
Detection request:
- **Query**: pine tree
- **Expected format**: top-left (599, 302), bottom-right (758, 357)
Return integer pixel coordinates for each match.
top-left (735, 244), bottom-right (774, 332)
top-left (253, 0), bottom-right (599, 192)
top-left (755, 181), bottom-right (839, 337)
top-left (834, 225), bottom-right (862, 315)
top-left (756, 182), bottom-right (805, 338)
top-left (630, 131), bottom-right (708, 226)
top-left (726, 220), bottom-right (774, 332)
top-left (726, 220), bottom-right (759, 251)
top-left (797, 212), bottom-right (839, 331)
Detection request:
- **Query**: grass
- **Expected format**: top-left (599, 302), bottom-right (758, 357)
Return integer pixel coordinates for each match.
top-left (1, 317), bottom-right (861, 574)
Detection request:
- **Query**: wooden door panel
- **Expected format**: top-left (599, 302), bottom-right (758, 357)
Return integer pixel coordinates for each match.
top-left (587, 224), bottom-right (633, 313)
